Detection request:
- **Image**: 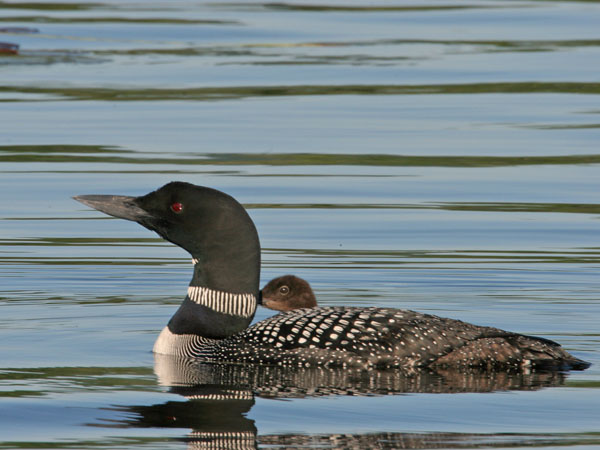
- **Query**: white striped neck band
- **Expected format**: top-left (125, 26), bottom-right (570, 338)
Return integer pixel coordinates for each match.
top-left (187, 285), bottom-right (256, 318)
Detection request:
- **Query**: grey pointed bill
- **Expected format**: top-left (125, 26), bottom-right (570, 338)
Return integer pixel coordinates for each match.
top-left (73, 194), bottom-right (150, 222)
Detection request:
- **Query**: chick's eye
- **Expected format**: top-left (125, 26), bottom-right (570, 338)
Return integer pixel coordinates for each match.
top-left (170, 202), bottom-right (184, 213)
top-left (279, 286), bottom-right (289, 295)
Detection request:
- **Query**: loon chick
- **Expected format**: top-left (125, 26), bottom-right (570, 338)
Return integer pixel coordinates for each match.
top-left (261, 275), bottom-right (317, 312)
top-left (74, 182), bottom-right (590, 371)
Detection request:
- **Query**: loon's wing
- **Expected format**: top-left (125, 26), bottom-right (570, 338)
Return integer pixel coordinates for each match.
top-left (206, 306), bottom-right (588, 371)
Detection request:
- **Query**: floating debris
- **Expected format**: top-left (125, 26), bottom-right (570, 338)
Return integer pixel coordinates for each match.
top-left (0, 26), bottom-right (39, 34)
top-left (0, 42), bottom-right (18, 55)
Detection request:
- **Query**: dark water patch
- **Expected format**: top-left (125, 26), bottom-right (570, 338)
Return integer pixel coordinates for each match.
top-left (0, 1), bottom-right (101, 11)
top-left (0, 390), bottom-right (46, 398)
top-left (313, 37), bottom-right (600, 51)
top-left (0, 438), bottom-right (178, 450)
top-left (525, 0), bottom-right (600, 3)
top-left (89, 38), bottom-right (600, 61)
top-left (2, 82), bottom-right (600, 102)
top-left (3, 237), bottom-right (600, 264)
top-left (225, 54), bottom-right (416, 66)
top-left (249, 201), bottom-right (600, 215)
top-left (0, 145), bottom-right (122, 154)
top-left (0, 237), bottom-right (162, 246)
top-left (263, 248), bottom-right (600, 265)
top-left (0, 366), bottom-right (154, 390)
top-left (0, 26), bottom-right (39, 33)
top-left (220, 2), bottom-right (503, 12)
top-left (564, 379), bottom-right (600, 388)
top-left (0, 16), bottom-right (238, 25)
top-left (520, 123), bottom-right (600, 130)
top-left (96, 47), bottom-right (260, 58)
top-left (3, 169), bottom-right (243, 175)
top-left (0, 256), bottom-right (178, 266)
top-left (435, 202), bottom-right (600, 215)
top-left (3, 145), bottom-right (600, 167)
top-left (3, 170), bottom-right (380, 176)
top-left (0, 50), bottom-right (107, 67)
top-left (2, 216), bottom-right (112, 220)
top-left (0, 290), bottom-right (181, 305)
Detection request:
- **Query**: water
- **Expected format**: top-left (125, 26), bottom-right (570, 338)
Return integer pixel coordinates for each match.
top-left (1, 1), bottom-right (600, 448)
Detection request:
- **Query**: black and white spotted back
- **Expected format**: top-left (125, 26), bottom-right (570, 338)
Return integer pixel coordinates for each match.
top-left (184, 306), bottom-right (588, 370)
top-left (186, 306), bottom-right (505, 369)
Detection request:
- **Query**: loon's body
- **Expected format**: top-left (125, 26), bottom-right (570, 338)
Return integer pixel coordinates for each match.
top-left (75, 182), bottom-right (589, 371)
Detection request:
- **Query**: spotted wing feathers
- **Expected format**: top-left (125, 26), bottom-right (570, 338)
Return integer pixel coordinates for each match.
top-left (188, 307), bottom-right (587, 370)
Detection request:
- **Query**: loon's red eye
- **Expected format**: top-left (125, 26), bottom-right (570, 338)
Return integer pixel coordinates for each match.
top-left (170, 202), bottom-right (183, 213)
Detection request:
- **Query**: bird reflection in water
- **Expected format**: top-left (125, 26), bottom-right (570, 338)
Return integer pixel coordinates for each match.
top-left (95, 354), bottom-right (571, 449)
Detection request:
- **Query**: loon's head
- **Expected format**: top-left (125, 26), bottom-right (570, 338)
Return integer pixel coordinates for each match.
top-left (74, 182), bottom-right (260, 296)
top-left (260, 275), bottom-right (317, 312)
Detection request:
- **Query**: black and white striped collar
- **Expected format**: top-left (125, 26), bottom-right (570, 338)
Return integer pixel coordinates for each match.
top-left (187, 285), bottom-right (257, 318)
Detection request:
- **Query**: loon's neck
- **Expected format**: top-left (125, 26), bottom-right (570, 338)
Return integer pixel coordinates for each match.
top-left (153, 261), bottom-right (258, 355)
top-left (166, 283), bottom-right (257, 338)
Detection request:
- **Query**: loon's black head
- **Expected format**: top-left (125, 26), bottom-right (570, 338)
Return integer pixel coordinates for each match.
top-left (74, 182), bottom-right (260, 296)
top-left (260, 275), bottom-right (317, 312)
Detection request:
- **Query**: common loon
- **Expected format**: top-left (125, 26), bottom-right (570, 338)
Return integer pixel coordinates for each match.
top-left (261, 275), bottom-right (317, 311)
top-left (74, 182), bottom-right (590, 371)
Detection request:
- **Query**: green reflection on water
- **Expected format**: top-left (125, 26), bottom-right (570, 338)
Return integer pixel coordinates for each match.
top-left (3, 145), bottom-right (600, 168)
top-left (0, 438), bottom-right (177, 450)
top-left (247, 202), bottom-right (600, 215)
top-left (0, 366), bottom-right (155, 393)
top-left (262, 248), bottom-right (600, 265)
top-left (86, 38), bottom-right (600, 60)
top-left (2, 243), bottom-right (599, 266)
top-left (434, 202), bottom-right (600, 215)
top-left (2, 82), bottom-right (600, 102)
top-left (224, 3), bottom-right (502, 12)
top-left (0, 1), bottom-right (100, 10)
top-left (0, 16), bottom-right (236, 24)
top-left (0, 145), bottom-right (121, 154)
top-left (0, 237), bottom-right (163, 246)
top-left (520, 123), bottom-right (600, 130)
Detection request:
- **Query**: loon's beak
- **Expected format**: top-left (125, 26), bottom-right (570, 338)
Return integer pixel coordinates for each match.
top-left (257, 290), bottom-right (263, 305)
top-left (73, 194), bottom-right (151, 223)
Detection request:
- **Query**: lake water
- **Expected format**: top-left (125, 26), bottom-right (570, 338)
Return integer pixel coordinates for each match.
top-left (1, 1), bottom-right (600, 448)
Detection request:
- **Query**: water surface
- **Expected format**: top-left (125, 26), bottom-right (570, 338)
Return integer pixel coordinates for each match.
top-left (1, 1), bottom-right (599, 448)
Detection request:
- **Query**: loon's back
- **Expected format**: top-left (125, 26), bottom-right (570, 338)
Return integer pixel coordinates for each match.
top-left (195, 306), bottom-right (589, 371)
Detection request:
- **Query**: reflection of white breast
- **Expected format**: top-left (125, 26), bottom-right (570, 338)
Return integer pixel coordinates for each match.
top-left (153, 326), bottom-right (215, 357)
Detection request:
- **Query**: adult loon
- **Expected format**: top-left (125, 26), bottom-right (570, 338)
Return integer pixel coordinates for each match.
top-left (74, 182), bottom-right (590, 371)
top-left (261, 275), bottom-right (317, 312)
